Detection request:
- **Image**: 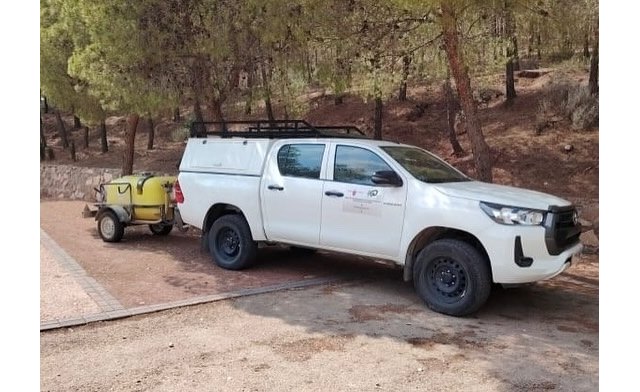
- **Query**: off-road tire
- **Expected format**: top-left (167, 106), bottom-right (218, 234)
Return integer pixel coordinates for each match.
top-left (97, 210), bottom-right (125, 243)
top-left (413, 239), bottom-right (491, 317)
top-left (208, 214), bottom-right (257, 270)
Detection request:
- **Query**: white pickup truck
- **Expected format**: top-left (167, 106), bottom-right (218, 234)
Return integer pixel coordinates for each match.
top-left (176, 121), bottom-right (583, 316)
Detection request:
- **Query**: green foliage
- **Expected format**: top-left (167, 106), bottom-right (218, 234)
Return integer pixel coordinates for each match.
top-left (41, 0), bottom-right (598, 122)
top-left (40, 0), bottom-right (104, 123)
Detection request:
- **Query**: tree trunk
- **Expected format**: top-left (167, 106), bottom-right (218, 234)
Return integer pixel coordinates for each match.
top-left (334, 49), bottom-right (347, 105)
top-left (527, 21), bottom-right (534, 56)
top-left (40, 116), bottom-right (47, 149)
top-left (589, 46), bottom-right (598, 95)
top-left (260, 63), bottom-right (275, 123)
top-left (73, 115), bottom-right (82, 129)
top-left (83, 126), bottom-right (89, 148)
top-left (305, 50), bottom-right (313, 83)
top-left (100, 120), bottom-right (108, 153)
top-left (443, 77), bottom-right (465, 156)
top-left (583, 32), bottom-right (590, 58)
top-left (511, 36), bottom-right (520, 71)
top-left (373, 96), bottom-right (383, 140)
top-left (122, 114), bottom-right (139, 176)
top-left (70, 141), bottom-right (77, 162)
top-left (245, 93), bottom-right (253, 115)
top-left (193, 98), bottom-right (204, 123)
top-left (210, 98), bottom-right (227, 132)
top-left (173, 107), bottom-right (181, 123)
top-left (505, 1), bottom-right (518, 99)
top-left (265, 95), bottom-right (275, 123)
top-left (441, 2), bottom-right (493, 182)
top-left (40, 117), bottom-right (46, 161)
top-left (192, 97), bottom-right (206, 136)
top-left (505, 59), bottom-right (517, 103)
top-left (55, 110), bottom-right (69, 149)
top-left (146, 117), bottom-right (154, 150)
top-left (42, 96), bottom-right (49, 114)
top-left (399, 54), bottom-right (411, 102)
top-left (245, 69), bottom-right (254, 115)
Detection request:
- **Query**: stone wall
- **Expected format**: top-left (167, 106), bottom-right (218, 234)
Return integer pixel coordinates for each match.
top-left (40, 164), bottom-right (122, 201)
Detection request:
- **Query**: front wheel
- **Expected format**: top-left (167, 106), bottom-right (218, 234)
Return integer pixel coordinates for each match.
top-left (149, 224), bottom-right (173, 236)
top-left (97, 210), bottom-right (124, 243)
top-left (413, 239), bottom-right (491, 317)
top-left (208, 214), bottom-right (257, 270)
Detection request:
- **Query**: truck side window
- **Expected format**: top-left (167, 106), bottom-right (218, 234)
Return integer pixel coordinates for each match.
top-left (277, 144), bottom-right (325, 179)
top-left (334, 145), bottom-right (392, 185)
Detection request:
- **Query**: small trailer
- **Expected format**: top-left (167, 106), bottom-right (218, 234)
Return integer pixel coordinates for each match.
top-left (83, 173), bottom-right (187, 242)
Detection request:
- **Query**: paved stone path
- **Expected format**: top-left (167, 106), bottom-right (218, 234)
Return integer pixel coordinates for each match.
top-left (40, 229), bottom-right (342, 331)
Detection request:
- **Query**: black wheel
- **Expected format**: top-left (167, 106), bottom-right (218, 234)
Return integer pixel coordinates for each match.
top-left (208, 214), bottom-right (257, 270)
top-left (289, 246), bottom-right (318, 256)
top-left (413, 239), bottom-right (491, 317)
top-left (149, 224), bottom-right (173, 236)
top-left (97, 210), bottom-right (124, 243)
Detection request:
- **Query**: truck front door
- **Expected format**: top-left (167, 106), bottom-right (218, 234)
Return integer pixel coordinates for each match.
top-left (261, 142), bottom-right (327, 246)
top-left (320, 144), bottom-right (407, 258)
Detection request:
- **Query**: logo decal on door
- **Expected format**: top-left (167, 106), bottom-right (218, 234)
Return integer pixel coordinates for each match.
top-left (342, 188), bottom-right (383, 216)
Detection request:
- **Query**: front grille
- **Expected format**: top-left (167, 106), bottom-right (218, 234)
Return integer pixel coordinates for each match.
top-left (544, 206), bottom-right (581, 255)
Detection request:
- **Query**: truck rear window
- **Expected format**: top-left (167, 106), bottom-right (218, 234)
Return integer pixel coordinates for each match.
top-left (277, 144), bottom-right (325, 179)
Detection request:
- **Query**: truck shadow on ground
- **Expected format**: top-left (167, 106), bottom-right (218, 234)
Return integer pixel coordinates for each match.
top-left (224, 252), bottom-right (599, 391)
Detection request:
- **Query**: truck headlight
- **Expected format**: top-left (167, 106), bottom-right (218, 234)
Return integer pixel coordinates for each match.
top-left (479, 202), bottom-right (545, 226)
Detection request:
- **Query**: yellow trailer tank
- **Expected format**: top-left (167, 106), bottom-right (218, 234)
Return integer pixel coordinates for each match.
top-left (104, 174), bottom-right (177, 221)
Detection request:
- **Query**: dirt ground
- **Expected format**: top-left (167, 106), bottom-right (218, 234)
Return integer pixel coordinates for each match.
top-left (41, 252), bottom-right (598, 391)
top-left (40, 200), bottom-right (388, 313)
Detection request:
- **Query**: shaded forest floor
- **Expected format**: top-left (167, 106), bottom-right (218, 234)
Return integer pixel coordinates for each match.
top-left (41, 67), bottom-right (598, 202)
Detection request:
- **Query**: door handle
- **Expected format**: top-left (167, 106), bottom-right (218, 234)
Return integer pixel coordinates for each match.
top-left (324, 191), bottom-right (344, 197)
top-left (267, 185), bottom-right (284, 191)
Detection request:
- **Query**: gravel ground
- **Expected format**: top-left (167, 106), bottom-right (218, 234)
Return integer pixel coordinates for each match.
top-left (41, 253), bottom-right (599, 392)
top-left (40, 242), bottom-right (101, 321)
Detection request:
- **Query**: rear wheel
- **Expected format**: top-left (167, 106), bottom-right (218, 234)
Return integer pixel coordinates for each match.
top-left (208, 214), bottom-right (257, 270)
top-left (149, 224), bottom-right (173, 235)
top-left (97, 210), bottom-right (124, 243)
top-left (413, 239), bottom-right (491, 317)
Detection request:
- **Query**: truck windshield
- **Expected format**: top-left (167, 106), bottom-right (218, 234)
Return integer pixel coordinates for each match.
top-left (381, 146), bottom-right (470, 184)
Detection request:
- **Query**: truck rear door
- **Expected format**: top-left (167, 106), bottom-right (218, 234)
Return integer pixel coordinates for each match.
top-left (260, 142), bottom-right (328, 246)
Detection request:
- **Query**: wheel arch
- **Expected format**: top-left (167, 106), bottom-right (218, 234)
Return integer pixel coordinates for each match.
top-left (201, 203), bottom-right (248, 253)
top-left (403, 226), bottom-right (492, 282)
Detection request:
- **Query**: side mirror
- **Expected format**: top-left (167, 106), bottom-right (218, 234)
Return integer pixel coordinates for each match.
top-left (371, 170), bottom-right (403, 187)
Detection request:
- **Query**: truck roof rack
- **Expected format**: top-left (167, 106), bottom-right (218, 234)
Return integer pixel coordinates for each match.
top-left (189, 120), bottom-right (368, 139)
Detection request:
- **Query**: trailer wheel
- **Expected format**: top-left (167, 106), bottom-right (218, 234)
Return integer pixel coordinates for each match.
top-left (149, 224), bottom-right (173, 236)
top-left (208, 214), bottom-right (257, 270)
top-left (98, 210), bottom-right (125, 243)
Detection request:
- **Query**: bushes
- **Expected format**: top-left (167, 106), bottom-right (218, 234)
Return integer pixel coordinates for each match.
top-left (565, 86), bottom-right (599, 130)
top-left (536, 81), bottom-right (598, 132)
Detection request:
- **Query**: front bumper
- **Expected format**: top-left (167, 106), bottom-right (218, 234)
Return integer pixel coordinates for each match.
top-left (483, 225), bottom-right (583, 284)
